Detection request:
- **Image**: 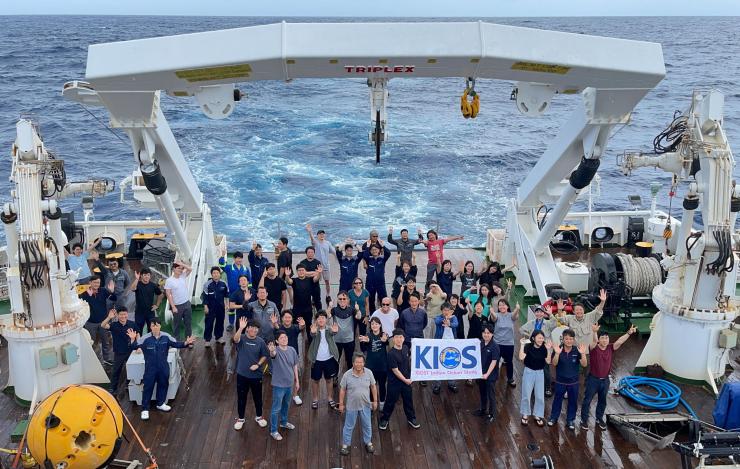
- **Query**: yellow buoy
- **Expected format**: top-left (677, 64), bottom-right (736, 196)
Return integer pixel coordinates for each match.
top-left (27, 385), bottom-right (123, 469)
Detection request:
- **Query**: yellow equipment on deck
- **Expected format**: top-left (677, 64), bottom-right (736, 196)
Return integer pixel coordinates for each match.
top-left (26, 385), bottom-right (124, 469)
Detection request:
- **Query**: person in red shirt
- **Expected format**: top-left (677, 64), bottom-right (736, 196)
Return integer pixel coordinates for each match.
top-left (580, 323), bottom-right (636, 431)
top-left (418, 229), bottom-right (463, 283)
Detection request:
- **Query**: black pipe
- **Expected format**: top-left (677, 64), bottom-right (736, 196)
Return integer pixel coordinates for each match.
top-left (375, 109), bottom-right (381, 164)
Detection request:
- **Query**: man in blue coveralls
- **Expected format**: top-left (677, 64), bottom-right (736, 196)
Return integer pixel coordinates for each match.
top-left (201, 266), bottom-right (230, 346)
top-left (127, 318), bottom-right (195, 421)
top-left (359, 243), bottom-right (391, 313)
top-left (219, 248), bottom-right (252, 331)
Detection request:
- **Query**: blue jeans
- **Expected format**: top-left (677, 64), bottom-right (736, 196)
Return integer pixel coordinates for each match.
top-left (550, 381), bottom-right (579, 423)
top-left (581, 375), bottom-right (609, 424)
top-left (520, 367), bottom-right (545, 418)
top-left (270, 386), bottom-right (293, 433)
top-left (342, 406), bottom-right (372, 445)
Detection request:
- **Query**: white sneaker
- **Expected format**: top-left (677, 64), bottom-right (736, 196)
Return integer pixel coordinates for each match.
top-left (205, 340), bottom-right (211, 348)
top-left (280, 422), bottom-right (295, 430)
top-left (255, 416), bottom-right (268, 428)
top-left (141, 410), bottom-right (149, 420)
top-left (156, 404), bottom-right (171, 412)
top-left (293, 395), bottom-right (303, 405)
top-left (234, 419), bottom-right (245, 431)
top-left (271, 432), bottom-right (283, 441)
top-left (217, 337), bottom-right (226, 344)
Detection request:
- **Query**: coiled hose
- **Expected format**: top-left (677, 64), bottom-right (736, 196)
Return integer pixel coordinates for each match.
top-left (617, 376), bottom-right (696, 418)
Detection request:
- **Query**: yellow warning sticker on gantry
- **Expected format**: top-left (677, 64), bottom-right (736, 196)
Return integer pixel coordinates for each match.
top-left (511, 61), bottom-right (570, 75)
top-left (175, 64), bottom-right (252, 82)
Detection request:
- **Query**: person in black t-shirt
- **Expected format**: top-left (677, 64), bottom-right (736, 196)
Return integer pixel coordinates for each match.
top-left (518, 330), bottom-right (552, 426)
top-left (101, 306), bottom-right (137, 394)
top-left (450, 294), bottom-right (467, 339)
top-left (275, 236), bottom-right (293, 305)
top-left (298, 246), bottom-right (323, 310)
top-left (378, 329), bottom-right (419, 430)
top-left (259, 263), bottom-right (287, 311)
top-left (130, 268), bottom-right (163, 334)
top-left (286, 264), bottom-right (322, 331)
top-left (475, 324), bottom-right (500, 422)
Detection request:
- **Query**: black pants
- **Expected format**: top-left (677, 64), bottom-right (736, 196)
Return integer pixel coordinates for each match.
top-left (354, 316), bottom-right (368, 337)
top-left (204, 306), bottom-right (225, 341)
top-left (236, 374), bottom-right (263, 419)
top-left (381, 380), bottom-right (415, 421)
top-left (311, 283), bottom-right (322, 311)
top-left (477, 378), bottom-right (497, 416)
top-left (370, 369), bottom-right (387, 402)
top-left (109, 351), bottom-right (131, 394)
top-left (544, 364), bottom-right (552, 390)
top-left (498, 345), bottom-right (515, 382)
top-left (135, 313), bottom-right (154, 335)
top-left (336, 341), bottom-right (356, 372)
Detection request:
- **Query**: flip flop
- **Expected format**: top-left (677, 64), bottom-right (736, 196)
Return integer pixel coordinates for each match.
top-left (521, 416), bottom-right (529, 426)
top-left (311, 401), bottom-right (319, 410)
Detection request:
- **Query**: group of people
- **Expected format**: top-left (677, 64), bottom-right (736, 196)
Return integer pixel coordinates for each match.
top-left (69, 224), bottom-right (634, 453)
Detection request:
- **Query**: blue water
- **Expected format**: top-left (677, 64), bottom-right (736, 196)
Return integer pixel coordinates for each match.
top-left (1, 16), bottom-right (739, 248)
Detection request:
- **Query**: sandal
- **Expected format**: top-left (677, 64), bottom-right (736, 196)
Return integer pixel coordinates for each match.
top-left (311, 400), bottom-right (319, 410)
top-left (328, 400), bottom-right (339, 410)
top-left (535, 417), bottom-right (545, 427)
top-left (521, 416), bottom-right (529, 426)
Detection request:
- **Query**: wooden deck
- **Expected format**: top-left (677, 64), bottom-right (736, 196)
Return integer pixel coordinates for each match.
top-left (0, 324), bottom-right (718, 469)
top-left (0, 248), bottom-right (722, 468)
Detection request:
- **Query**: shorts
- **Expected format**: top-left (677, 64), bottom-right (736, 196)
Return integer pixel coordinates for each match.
top-left (310, 358), bottom-right (338, 381)
top-left (320, 269), bottom-right (331, 281)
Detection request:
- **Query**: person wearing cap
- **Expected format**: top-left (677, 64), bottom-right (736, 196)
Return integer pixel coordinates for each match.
top-left (378, 328), bottom-right (419, 431)
top-left (126, 318), bottom-right (195, 421)
top-left (306, 224), bottom-right (334, 305)
top-left (519, 305), bottom-right (557, 397)
top-left (387, 226), bottom-right (422, 265)
top-left (233, 316), bottom-right (270, 431)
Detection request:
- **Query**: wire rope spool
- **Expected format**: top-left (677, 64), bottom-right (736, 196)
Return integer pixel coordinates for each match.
top-left (26, 385), bottom-right (124, 469)
top-left (614, 253), bottom-right (662, 296)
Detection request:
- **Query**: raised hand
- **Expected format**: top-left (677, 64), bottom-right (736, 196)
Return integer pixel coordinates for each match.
top-left (297, 317), bottom-right (306, 328)
top-left (305, 224), bottom-right (312, 233)
top-left (126, 328), bottom-right (137, 341)
top-left (330, 321), bottom-right (339, 334)
top-left (556, 298), bottom-right (564, 311)
top-left (388, 225), bottom-right (393, 234)
top-left (628, 324), bottom-right (637, 335)
top-left (270, 312), bottom-right (279, 325)
top-left (514, 302), bottom-right (521, 312)
top-left (359, 335), bottom-right (369, 343)
top-left (244, 289), bottom-right (252, 302)
top-left (310, 323), bottom-right (317, 334)
top-left (134, 270), bottom-right (141, 281)
top-left (577, 343), bottom-right (587, 354)
top-left (107, 309), bottom-right (116, 320)
top-left (592, 323), bottom-right (601, 333)
top-left (267, 342), bottom-right (276, 354)
top-left (599, 288), bottom-right (607, 303)
top-left (238, 316), bottom-right (248, 330)
top-left (284, 267), bottom-right (292, 277)
top-left (252, 239), bottom-right (257, 250)
top-left (552, 342), bottom-right (562, 355)
top-left (545, 339), bottom-right (553, 351)
top-left (381, 333), bottom-right (388, 342)
top-left (316, 264), bottom-right (323, 273)
top-left (506, 278), bottom-right (513, 289)
top-left (106, 279), bottom-right (115, 293)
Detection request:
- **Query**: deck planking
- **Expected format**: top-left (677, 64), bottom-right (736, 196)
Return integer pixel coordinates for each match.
top-left (0, 248), bottom-right (722, 468)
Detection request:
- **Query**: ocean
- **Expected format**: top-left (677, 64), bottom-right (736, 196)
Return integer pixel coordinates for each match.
top-left (0, 16), bottom-right (738, 249)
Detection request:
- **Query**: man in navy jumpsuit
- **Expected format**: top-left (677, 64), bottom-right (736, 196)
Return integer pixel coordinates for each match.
top-left (359, 244), bottom-right (391, 312)
top-left (127, 318), bottom-right (194, 420)
top-left (201, 266), bottom-right (229, 346)
top-left (219, 249), bottom-right (252, 331)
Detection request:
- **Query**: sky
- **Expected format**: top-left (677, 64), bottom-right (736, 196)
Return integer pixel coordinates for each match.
top-left (2, 0), bottom-right (740, 17)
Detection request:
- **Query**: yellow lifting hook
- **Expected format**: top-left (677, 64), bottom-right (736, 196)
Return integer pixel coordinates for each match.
top-left (460, 77), bottom-right (480, 119)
